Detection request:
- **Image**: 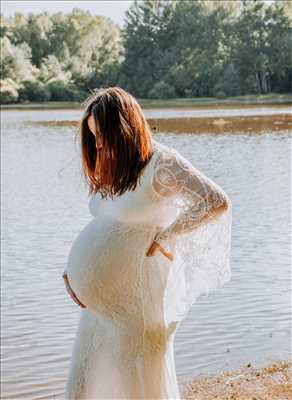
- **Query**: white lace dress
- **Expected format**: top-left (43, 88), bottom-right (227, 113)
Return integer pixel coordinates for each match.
top-left (63, 138), bottom-right (232, 399)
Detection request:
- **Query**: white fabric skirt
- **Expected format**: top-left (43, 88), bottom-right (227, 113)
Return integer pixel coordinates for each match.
top-left (64, 214), bottom-right (181, 399)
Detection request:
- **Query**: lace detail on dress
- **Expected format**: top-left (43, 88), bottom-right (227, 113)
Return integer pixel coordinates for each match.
top-left (151, 146), bottom-right (230, 242)
top-left (149, 144), bottom-right (232, 323)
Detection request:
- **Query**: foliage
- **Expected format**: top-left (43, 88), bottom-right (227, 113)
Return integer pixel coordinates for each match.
top-left (0, 1), bottom-right (291, 103)
top-left (148, 81), bottom-right (176, 99)
top-left (0, 78), bottom-right (19, 102)
top-left (18, 80), bottom-right (51, 102)
top-left (46, 81), bottom-right (87, 101)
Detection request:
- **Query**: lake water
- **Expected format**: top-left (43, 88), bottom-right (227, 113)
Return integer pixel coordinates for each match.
top-left (1, 108), bottom-right (291, 399)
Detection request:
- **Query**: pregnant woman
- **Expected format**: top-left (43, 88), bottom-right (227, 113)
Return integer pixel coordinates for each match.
top-left (62, 86), bottom-right (232, 399)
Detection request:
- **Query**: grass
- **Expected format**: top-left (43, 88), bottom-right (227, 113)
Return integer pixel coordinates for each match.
top-left (140, 93), bottom-right (292, 108)
top-left (1, 93), bottom-right (291, 110)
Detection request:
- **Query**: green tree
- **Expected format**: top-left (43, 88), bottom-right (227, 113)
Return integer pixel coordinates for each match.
top-left (120, 0), bottom-right (174, 97)
top-left (231, 0), bottom-right (292, 94)
top-left (11, 12), bottom-right (52, 67)
top-left (0, 35), bottom-right (38, 82)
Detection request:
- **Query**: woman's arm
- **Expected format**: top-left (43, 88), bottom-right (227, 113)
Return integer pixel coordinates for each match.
top-left (151, 147), bottom-right (231, 247)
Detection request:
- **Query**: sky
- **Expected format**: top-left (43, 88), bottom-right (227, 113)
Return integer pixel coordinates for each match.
top-left (2, 1), bottom-right (134, 28)
top-left (2, 0), bottom-right (279, 28)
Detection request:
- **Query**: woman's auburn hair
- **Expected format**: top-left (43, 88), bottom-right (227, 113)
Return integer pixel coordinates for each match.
top-left (78, 86), bottom-right (155, 200)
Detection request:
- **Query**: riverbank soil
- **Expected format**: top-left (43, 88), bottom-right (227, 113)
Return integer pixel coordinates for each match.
top-left (24, 113), bottom-right (292, 135)
top-left (181, 360), bottom-right (292, 400)
top-left (147, 114), bottom-right (292, 134)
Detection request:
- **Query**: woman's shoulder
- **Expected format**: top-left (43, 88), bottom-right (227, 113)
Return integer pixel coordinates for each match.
top-left (151, 138), bottom-right (178, 161)
top-left (152, 138), bottom-right (172, 151)
top-left (151, 139), bottom-right (187, 173)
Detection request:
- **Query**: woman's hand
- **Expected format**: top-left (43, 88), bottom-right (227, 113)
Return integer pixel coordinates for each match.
top-left (146, 241), bottom-right (174, 261)
top-left (62, 272), bottom-right (86, 308)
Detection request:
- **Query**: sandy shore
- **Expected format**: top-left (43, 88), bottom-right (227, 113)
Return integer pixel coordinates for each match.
top-left (23, 113), bottom-right (292, 135)
top-left (181, 360), bottom-right (292, 400)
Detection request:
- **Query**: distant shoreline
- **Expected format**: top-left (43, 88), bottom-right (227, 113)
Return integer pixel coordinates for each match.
top-left (181, 359), bottom-right (292, 400)
top-left (23, 113), bottom-right (292, 135)
top-left (1, 93), bottom-right (292, 110)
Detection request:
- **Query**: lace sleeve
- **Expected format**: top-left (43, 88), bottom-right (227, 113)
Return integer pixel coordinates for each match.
top-left (151, 147), bottom-right (232, 324)
top-left (152, 148), bottom-right (230, 244)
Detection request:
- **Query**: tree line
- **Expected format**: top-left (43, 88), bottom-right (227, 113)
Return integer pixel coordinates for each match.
top-left (0, 0), bottom-right (291, 103)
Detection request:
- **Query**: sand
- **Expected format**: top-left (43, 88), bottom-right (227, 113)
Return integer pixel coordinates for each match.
top-left (181, 360), bottom-right (292, 400)
top-left (26, 113), bottom-right (292, 135)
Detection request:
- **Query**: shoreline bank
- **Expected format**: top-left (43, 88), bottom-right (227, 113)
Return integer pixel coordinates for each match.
top-left (23, 113), bottom-right (292, 135)
top-left (1, 94), bottom-right (291, 110)
top-left (181, 360), bottom-right (292, 400)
